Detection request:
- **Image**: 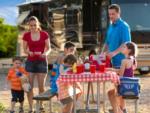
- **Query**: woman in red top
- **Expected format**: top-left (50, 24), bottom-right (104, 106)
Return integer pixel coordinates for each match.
top-left (23, 16), bottom-right (51, 112)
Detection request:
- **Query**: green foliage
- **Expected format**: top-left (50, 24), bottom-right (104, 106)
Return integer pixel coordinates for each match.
top-left (0, 18), bottom-right (18, 57)
top-left (0, 102), bottom-right (5, 112)
top-left (0, 18), bottom-right (4, 24)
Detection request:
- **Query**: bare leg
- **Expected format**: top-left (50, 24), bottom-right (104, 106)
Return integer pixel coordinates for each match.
top-left (37, 73), bottom-right (47, 93)
top-left (10, 101), bottom-right (16, 111)
top-left (71, 93), bottom-right (82, 113)
top-left (108, 89), bottom-right (123, 113)
top-left (19, 102), bottom-right (24, 112)
top-left (37, 73), bottom-right (47, 107)
top-left (118, 96), bottom-right (126, 110)
top-left (62, 102), bottom-right (73, 113)
top-left (20, 101), bottom-right (24, 108)
top-left (27, 73), bottom-right (35, 111)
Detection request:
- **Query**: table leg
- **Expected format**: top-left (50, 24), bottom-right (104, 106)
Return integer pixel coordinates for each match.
top-left (135, 99), bottom-right (138, 113)
top-left (103, 82), bottom-right (106, 112)
top-left (97, 82), bottom-right (100, 113)
top-left (86, 82), bottom-right (91, 110)
top-left (82, 83), bottom-right (85, 108)
top-left (36, 100), bottom-right (40, 113)
top-left (73, 83), bottom-right (76, 113)
top-left (91, 83), bottom-right (95, 103)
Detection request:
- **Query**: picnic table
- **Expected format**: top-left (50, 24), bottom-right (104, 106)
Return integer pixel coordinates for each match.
top-left (58, 71), bottom-right (119, 113)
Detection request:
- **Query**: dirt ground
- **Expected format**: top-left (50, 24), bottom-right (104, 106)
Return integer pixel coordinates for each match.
top-left (0, 67), bottom-right (150, 113)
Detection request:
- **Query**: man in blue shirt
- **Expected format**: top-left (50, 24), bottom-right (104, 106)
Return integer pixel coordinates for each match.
top-left (105, 4), bottom-right (131, 68)
top-left (105, 4), bottom-right (131, 113)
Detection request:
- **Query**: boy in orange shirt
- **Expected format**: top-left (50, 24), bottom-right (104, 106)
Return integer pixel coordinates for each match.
top-left (7, 56), bottom-right (28, 113)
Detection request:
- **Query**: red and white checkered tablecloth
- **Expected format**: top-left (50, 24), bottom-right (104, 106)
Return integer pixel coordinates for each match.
top-left (58, 71), bottom-right (120, 83)
top-left (57, 71), bottom-right (119, 100)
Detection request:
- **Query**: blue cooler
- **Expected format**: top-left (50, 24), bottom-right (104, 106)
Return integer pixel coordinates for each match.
top-left (118, 77), bottom-right (140, 97)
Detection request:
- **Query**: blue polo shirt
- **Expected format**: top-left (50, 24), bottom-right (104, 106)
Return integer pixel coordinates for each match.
top-left (105, 18), bottom-right (131, 68)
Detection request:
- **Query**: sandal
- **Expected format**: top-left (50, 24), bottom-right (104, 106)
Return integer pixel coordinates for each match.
top-left (39, 107), bottom-right (45, 112)
top-left (19, 107), bottom-right (24, 113)
top-left (123, 109), bottom-right (128, 113)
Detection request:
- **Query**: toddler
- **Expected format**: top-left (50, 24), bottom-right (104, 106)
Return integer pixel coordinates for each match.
top-left (7, 56), bottom-right (28, 113)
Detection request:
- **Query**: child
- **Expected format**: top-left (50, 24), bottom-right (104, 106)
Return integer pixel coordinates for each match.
top-left (108, 42), bottom-right (138, 113)
top-left (7, 56), bottom-right (28, 113)
top-left (58, 54), bottom-right (82, 113)
top-left (49, 41), bottom-right (76, 94)
top-left (116, 42), bottom-right (137, 77)
top-left (57, 41), bottom-right (76, 64)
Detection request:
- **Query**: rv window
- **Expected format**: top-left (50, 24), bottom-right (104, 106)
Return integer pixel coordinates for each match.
top-left (112, 0), bottom-right (150, 43)
top-left (115, 2), bottom-right (150, 31)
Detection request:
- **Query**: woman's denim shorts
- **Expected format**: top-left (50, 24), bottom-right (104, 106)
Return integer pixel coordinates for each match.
top-left (25, 60), bottom-right (48, 73)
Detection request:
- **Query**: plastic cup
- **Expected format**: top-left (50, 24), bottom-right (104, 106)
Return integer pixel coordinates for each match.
top-left (80, 64), bottom-right (84, 72)
top-left (99, 63), bottom-right (106, 73)
top-left (90, 65), bottom-right (96, 73)
top-left (77, 65), bottom-right (82, 74)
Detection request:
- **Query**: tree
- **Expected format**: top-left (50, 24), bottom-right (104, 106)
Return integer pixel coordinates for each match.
top-left (0, 18), bottom-right (18, 57)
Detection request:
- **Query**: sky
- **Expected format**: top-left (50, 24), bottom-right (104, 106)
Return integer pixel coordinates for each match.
top-left (0, 0), bottom-right (49, 25)
top-left (0, 0), bottom-right (24, 25)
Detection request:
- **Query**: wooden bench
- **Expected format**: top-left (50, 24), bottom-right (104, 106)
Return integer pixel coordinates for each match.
top-left (33, 89), bottom-right (57, 113)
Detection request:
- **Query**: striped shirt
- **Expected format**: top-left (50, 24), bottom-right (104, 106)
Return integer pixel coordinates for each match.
top-left (7, 67), bottom-right (28, 90)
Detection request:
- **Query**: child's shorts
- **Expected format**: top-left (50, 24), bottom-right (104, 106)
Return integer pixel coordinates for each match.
top-left (11, 89), bottom-right (24, 103)
top-left (60, 96), bottom-right (73, 105)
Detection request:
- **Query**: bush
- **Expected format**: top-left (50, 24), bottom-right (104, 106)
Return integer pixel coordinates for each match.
top-left (0, 102), bottom-right (5, 112)
top-left (0, 18), bottom-right (18, 58)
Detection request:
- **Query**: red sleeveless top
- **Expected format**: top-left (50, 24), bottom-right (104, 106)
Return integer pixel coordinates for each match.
top-left (23, 31), bottom-right (49, 61)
